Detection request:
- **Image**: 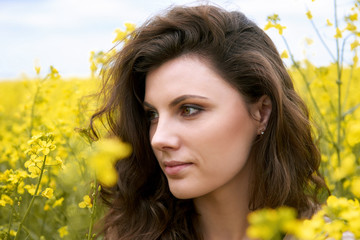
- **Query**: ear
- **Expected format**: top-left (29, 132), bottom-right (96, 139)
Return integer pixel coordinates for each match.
top-left (251, 95), bottom-right (272, 135)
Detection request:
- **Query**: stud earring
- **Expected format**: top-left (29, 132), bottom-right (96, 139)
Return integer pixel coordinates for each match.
top-left (259, 128), bottom-right (265, 135)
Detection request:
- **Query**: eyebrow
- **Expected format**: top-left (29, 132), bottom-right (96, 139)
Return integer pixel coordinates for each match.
top-left (143, 94), bottom-right (208, 109)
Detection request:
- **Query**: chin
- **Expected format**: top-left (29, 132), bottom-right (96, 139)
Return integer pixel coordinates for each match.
top-left (170, 189), bottom-right (194, 199)
top-left (169, 185), bottom-right (204, 199)
top-left (168, 185), bottom-right (195, 199)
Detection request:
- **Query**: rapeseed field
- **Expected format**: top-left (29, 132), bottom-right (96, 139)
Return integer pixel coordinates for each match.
top-left (1, 1), bottom-right (359, 239)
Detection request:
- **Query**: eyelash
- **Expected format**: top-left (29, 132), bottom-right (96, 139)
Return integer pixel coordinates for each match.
top-left (180, 104), bottom-right (203, 117)
top-left (145, 104), bottom-right (203, 123)
top-left (146, 110), bottom-right (159, 123)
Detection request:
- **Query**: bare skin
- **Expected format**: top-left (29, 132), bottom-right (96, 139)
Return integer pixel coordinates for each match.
top-left (194, 157), bottom-right (253, 240)
top-left (145, 55), bottom-right (271, 239)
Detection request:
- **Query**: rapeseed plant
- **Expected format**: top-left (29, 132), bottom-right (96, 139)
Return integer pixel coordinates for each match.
top-left (247, 0), bottom-right (360, 238)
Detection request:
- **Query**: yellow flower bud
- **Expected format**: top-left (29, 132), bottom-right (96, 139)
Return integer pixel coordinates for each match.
top-left (306, 10), bottom-right (313, 20)
top-left (334, 28), bottom-right (342, 38)
top-left (58, 226), bottom-right (69, 238)
top-left (326, 19), bottom-right (333, 26)
top-left (280, 50), bottom-right (289, 59)
top-left (351, 40), bottom-right (359, 50)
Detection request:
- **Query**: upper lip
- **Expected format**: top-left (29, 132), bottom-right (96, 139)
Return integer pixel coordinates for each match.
top-left (164, 161), bottom-right (192, 167)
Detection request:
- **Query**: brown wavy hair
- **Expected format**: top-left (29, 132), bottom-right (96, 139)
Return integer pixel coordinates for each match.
top-left (90, 4), bottom-right (329, 239)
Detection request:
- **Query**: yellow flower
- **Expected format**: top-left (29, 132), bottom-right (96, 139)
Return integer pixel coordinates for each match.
top-left (90, 61), bottom-right (97, 74)
top-left (349, 216), bottom-right (360, 236)
top-left (351, 177), bottom-right (360, 198)
top-left (353, 54), bottom-right (359, 65)
top-left (112, 23), bottom-right (136, 44)
top-left (0, 194), bottom-right (13, 207)
top-left (26, 133), bottom-right (56, 157)
top-left (113, 28), bottom-right (127, 43)
top-left (333, 154), bottom-right (355, 180)
top-left (78, 195), bottom-right (92, 208)
top-left (34, 59), bottom-right (41, 75)
top-left (17, 181), bottom-right (25, 194)
top-left (306, 10), bottom-right (313, 20)
top-left (349, 13), bottom-right (358, 21)
top-left (125, 22), bottom-right (136, 32)
top-left (326, 19), bottom-right (333, 26)
top-left (90, 138), bottom-right (132, 187)
top-left (346, 119), bottom-right (360, 146)
top-left (10, 230), bottom-right (16, 236)
top-left (274, 24), bottom-right (286, 35)
top-left (264, 14), bottom-right (286, 35)
top-left (280, 50), bottom-right (289, 59)
top-left (24, 184), bottom-right (37, 195)
top-left (247, 207), bottom-right (298, 239)
top-left (38, 140), bottom-right (56, 156)
top-left (267, 14), bottom-right (280, 23)
top-left (44, 203), bottom-right (50, 211)
top-left (326, 195), bottom-right (352, 210)
top-left (346, 23), bottom-right (357, 32)
top-left (321, 154), bottom-right (328, 163)
top-left (324, 219), bottom-right (345, 240)
top-left (53, 197), bottom-right (64, 208)
top-left (49, 65), bottom-right (60, 79)
top-left (264, 21), bottom-right (274, 31)
top-left (24, 159), bottom-right (42, 178)
top-left (334, 28), bottom-right (342, 38)
top-left (41, 187), bottom-right (54, 199)
top-left (305, 38), bottom-right (314, 45)
top-left (58, 226), bottom-right (69, 238)
top-left (351, 40), bottom-right (359, 50)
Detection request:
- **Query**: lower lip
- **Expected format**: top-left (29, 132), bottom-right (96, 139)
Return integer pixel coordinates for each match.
top-left (165, 163), bottom-right (193, 175)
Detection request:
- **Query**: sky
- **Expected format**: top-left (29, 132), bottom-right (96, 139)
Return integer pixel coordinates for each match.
top-left (0, 0), bottom-right (355, 79)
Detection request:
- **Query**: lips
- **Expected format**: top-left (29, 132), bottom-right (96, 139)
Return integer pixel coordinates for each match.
top-left (163, 161), bottom-right (193, 175)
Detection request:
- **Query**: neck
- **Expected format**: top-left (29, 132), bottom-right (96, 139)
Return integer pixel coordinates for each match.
top-left (193, 164), bottom-right (252, 240)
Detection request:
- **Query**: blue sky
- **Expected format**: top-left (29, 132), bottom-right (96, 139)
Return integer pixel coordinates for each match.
top-left (0, 0), bottom-right (354, 79)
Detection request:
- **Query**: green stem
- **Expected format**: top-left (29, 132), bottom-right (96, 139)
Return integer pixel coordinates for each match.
top-left (14, 155), bottom-right (47, 240)
top-left (6, 180), bottom-right (22, 239)
top-left (87, 178), bottom-right (98, 240)
top-left (334, 0), bottom-right (342, 166)
top-left (6, 205), bottom-right (15, 240)
top-left (339, 34), bottom-right (352, 70)
top-left (39, 169), bottom-right (51, 237)
top-left (29, 81), bottom-right (41, 138)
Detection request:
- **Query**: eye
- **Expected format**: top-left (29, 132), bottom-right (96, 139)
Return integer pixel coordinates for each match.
top-left (180, 105), bottom-right (203, 117)
top-left (146, 109), bottom-right (159, 123)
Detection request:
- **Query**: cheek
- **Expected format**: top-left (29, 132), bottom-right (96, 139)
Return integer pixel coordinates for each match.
top-left (196, 111), bottom-right (257, 158)
top-left (185, 115), bottom-right (257, 191)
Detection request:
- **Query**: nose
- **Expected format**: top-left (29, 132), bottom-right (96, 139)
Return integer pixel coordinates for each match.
top-left (150, 117), bottom-right (180, 152)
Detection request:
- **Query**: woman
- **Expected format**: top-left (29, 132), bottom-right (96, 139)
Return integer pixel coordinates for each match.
top-left (91, 4), bottom-right (328, 239)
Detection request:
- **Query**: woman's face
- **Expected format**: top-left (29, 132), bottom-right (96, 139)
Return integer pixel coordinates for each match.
top-left (144, 55), bottom-right (259, 199)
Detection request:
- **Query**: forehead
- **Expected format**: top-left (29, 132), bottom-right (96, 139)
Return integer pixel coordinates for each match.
top-left (144, 55), bottom-right (239, 103)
